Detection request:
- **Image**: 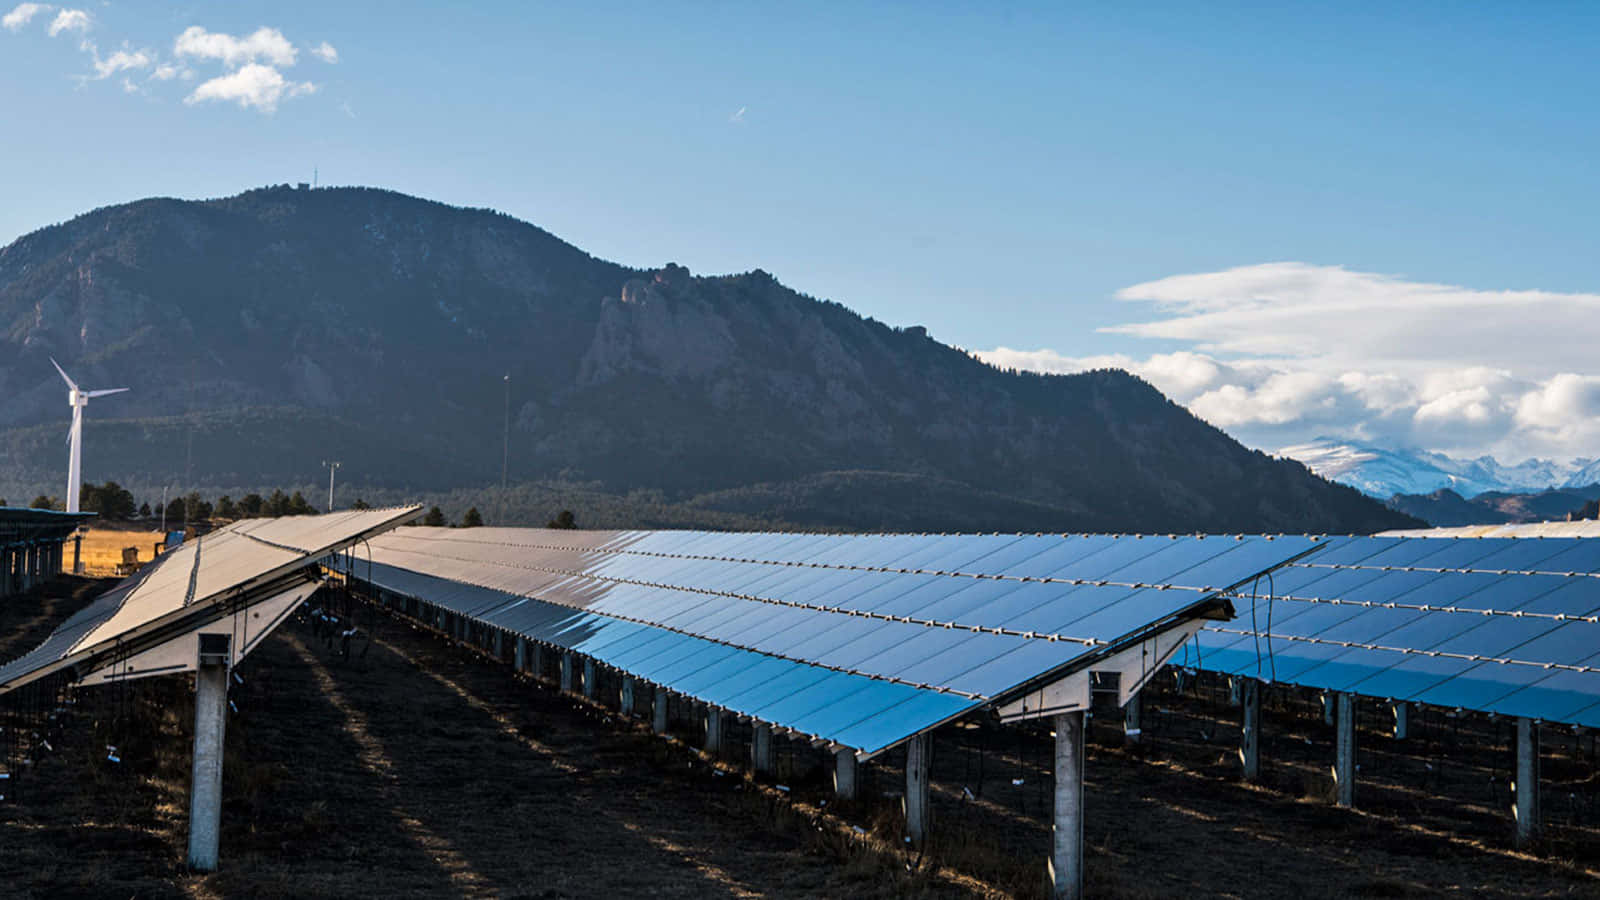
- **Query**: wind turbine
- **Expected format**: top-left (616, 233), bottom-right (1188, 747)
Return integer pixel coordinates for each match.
top-left (51, 359), bottom-right (128, 514)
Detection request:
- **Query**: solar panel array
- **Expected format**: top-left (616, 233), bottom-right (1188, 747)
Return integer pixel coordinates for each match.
top-left (0, 507), bottom-right (421, 693)
top-left (1170, 535), bottom-right (1600, 727)
top-left (354, 527), bottom-right (1318, 756)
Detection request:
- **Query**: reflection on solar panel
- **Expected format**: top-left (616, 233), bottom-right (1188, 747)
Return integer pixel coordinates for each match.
top-left (0, 507), bottom-right (422, 694)
top-left (351, 527), bottom-right (1320, 756)
top-left (1169, 535), bottom-right (1600, 727)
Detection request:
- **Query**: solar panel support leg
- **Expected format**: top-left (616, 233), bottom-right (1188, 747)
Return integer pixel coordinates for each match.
top-left (905, 732), bottom-right (931, 845)
top-left (493, 629), bottom-right (504, 660)
top-left (1322, 692), bottom-right (1335, 726)
top-left (1240, 677), bottom-right (1260, 781)
top-left (752, 723), bottom-right (773, 775)
top-left (187, 655), bottom-right (230, 871)
top-left (73, 533), bottom-right (84, 575)
top-left (532, 643), bottom-right (546, 681)
top-left (705, 707), bottom-right (723, 756)
top-left (1514, 716), bottom-right (1541, 848)
top-left (560, 652), bottom-right (574, 693)
top-left (1050, 711), bottom-right (1085, 899)
top-left (1333, 692), bottom-right (1356, 808)
top-left (653, 689), bottom-right (669, 734)
top-left (1392, 703), bottom-right (1408, 740)
top-left (833, 748), bottom-right (857, 800)
top-left (1123, 692), bottom-right (1142, 746)
top-left (582, 658), bottom-right (596, 700)
top-left (620, 677), bottom-right (635, 717)
top-left (1229, 676), bottom-right (1242, 707)
top-left (514, 637), bottom-right (527, 673)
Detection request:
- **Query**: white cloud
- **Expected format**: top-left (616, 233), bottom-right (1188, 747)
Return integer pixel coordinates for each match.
top-left (89, 45), bottom-right (151, 79)
top-left (309, 40), bottom-right (337, 63)
top-left (184, 62), bottom-right (314, 113)
top-left (174, 25), bottom-right (296, 68)
top-left (46, 6), bottom-right (85, 36)
top-left (729, 105), bottom-right (746, 124)
top-left (149, 62), bottom-right (188, 81)
top-left (2, 2), bottom-right (50, 32)
top-left (978, 263), bottom-right (1600, 460)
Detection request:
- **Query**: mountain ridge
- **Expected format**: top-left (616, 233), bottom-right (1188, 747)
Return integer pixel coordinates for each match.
top-left (1280, 437), bottom-right (1600, 500)
top-left (0, 185), bottom-right (1417, 534)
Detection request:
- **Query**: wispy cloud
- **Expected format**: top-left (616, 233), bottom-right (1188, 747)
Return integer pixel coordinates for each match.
top-left (2, 2), bottom-right (50, 32)
top-left (729, 105), bottom-right (747, 124)
top-left (309, 40), bottom-right (337, 63)
top-left (45, 6), bottom-right (85, 36)
top-left (87, 43), bottom-right (152, 80)
top-left (977, 263), bottom-right (1600, 460)
top-left (174, 25), bottom-right (296, 67)
top-left (185, 62), bottom-right (315, 113)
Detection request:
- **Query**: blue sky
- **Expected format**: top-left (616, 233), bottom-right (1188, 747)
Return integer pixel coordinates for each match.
top-left (5, 2), bottom-right (1600, 461)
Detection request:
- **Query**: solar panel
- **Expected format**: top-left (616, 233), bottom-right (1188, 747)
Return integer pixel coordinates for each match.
top-left (0, 507), bottom-right (421, 693)
top-left (1170, 536), bottom-right (1600, 727)
top-left (351, 528), bottom-right (1317, 756)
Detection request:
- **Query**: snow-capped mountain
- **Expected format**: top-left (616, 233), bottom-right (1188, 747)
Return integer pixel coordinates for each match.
top-left (1280, 438), bottom-right (1600, 499)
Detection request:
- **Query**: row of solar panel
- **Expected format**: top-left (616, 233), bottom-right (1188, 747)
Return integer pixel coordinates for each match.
top-left (361, 561), bottom-right (980, 757)
top-left (1172, 536), bottom-right (1600, 728)
top-left (377, 528), bottom-right (1321, 593)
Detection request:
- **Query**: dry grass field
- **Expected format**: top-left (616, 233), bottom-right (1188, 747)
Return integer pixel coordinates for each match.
top-left (62, 527), bottom-right (167, 576)
top-left (2, 579), bottom-right (1598, 898)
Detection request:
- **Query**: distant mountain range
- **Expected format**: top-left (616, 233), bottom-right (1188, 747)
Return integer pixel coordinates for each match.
top-left (1280, 438), bottom-right (1600, 499)
top-left (0, 185), bottom-right (1416, 534)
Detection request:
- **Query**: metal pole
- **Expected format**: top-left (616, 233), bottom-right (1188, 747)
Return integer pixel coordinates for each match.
top-left (1514, 716), bottom-right (1542, 848)
top-left (1240, 677), bottom-right (1261, 781)
top-left (1051, 711), bottom-right (1086, 899)
top-left (833, 748), bottom-right (858, 800)
top-left (582, 658), bottom-right (596, 700)
top-left (560, 652), bottom-right (574, 693)
top-left (187, 643), bottom-right (231, 871)
top-left (653, 688), bottom-right (669, 734)
top-left (498, 373), bottom-right (509, 526)
top-left (1334, 692), bottom-right (1356, 808)
top-left (905, 733), bottom-right (931, 844)
top-left (514, 636), bottom-right (527, 673)
top-left (1123, 692), bottom-right (1142, 746)
top-left (752, 723), bottom-right (773, 775)
top-left (620, 677), bottom-right (635, 717)
top-left (1393, 702), bottom-right (1409, 741)
top-left (323, 461), bottom-right (340, 513)
top-left (705, 706), bottom-right (723, 756)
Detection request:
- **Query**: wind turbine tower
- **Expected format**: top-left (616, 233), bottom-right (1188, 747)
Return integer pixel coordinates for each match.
top-left (51, 359), bottom-right (128, 514)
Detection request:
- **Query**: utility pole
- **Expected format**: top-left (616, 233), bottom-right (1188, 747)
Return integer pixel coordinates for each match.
top-left (498, 373), bottom-right (509, 526)
top-left (323, 461), bottom-right (342, 513)
top-left (160, 485), bottom-right (170, 533)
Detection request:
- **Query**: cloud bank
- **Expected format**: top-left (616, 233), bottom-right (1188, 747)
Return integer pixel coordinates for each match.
top-left (977, 263), bottom-right (1600, 460)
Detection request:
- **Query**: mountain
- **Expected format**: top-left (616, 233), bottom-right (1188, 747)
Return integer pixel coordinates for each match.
top-left (0, 185), bottom-right (1417, 534)
top-left (1386, 486), bottom-right (1600, 527)
top-left (1281, 438), bottom-right (1600, 499)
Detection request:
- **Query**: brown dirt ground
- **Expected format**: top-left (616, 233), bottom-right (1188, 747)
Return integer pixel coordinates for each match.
top-left (61, 527), bottom-right (167, 576)
top-left (1, 579), bottom-right (1598, 899)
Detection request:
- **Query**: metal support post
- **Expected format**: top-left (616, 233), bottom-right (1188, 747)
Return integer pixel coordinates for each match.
top-left (1240, 677), bottom-right (1261, 781)
top-left (620, 677), bottom-right (635, 717)
top-left (1229, 676), bottom-right (1242, 707)
top-left (653, 688), bottom-right (669, 734)
top-left (532, 643), bottom-right (546, 680)
top-left (1050, 711), bottom-right (1086, 899)
top-left (1322, 691), bottom-right (1335, 726)
top-left (833, 747), bottom-right (858, 800)
top-left (905, 732), bottom-right (931, 844)
top-left (1123, 692), bottom-right (1142, 746)
top-left (705, 706), bottom-right (723, 756)
top-left (514, 636), bottom-right (527, 672)
top-left (752, 723), bottom-right (773, 775)
top-left (1514, 716), bottom-right (1542, 848)
top-left (582, 658), bottom-right (596, 700)
top-left (1334, 692), bottom-right (1356, 808)
top-left (493, 629), bottom-right (504, 660)
top-left (560, 651), bottom-right (574, 692)
top-left (187, 636), bottom-right (231, 871)
top-left (1392, 702), bottom-right (1409, 740)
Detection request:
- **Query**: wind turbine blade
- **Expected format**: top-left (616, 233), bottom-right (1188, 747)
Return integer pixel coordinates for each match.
top-left (85, 388), bottom-right (129, 398)
top-left (49, 357), bottom-right (78, 391)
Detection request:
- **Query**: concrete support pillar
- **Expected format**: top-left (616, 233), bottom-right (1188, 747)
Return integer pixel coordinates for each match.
top-left (705, 707), bottom-right (723, 756)
top-left (620, 677), bottom-right (636, 717)
top-left (1050, 711), bottom-right (1086, 900)
top-left (1334, 692), bottom-right (1356, 808)
top-left (1322, 691), bottom-right (1336, 726)
top-left (187, 652), bottom-right (230, 871)
top-left (532, 644), bottom-right (546, 680)
top-left (1514, 716), bottom-right (1542, 848)
top-left (653, 688), bottom-right (669, 734)
top-left (1240, 677), bottom-right (1261, 781)
top-left (582, 658), bottom-right (596, 701)
top-left (1392, 702), bottom-right (1409, 740)
top-left (1123, 692), bottom-right (1142, 746)
top-left (514, 636), bottom-right (527, 672)
top-left (560, 652), bottom-right (574, 693)
top-left (833, 747), bottom-right (858, 800)
top-left (752, 723), bottom-right (773, 775)
top-left (905, 733), bottom-right (931, 845)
